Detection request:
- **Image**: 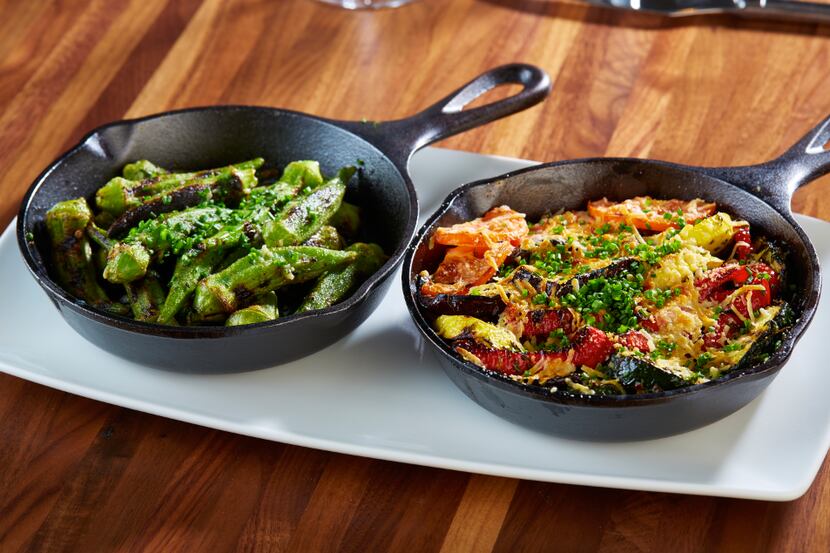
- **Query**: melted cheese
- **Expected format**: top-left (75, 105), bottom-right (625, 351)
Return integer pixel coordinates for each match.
top-left (649, 296), bottom-right (712, 367)
top-left (719, 284), bottom-right (767, 308)
top-left (456, 347), bottom-right (485, 368)
top-left (530, 355), bottom-right (576, 380)
top-left (706, 305), bottom-right (781, 369)
top-left (429, 202), bottom-right (788, 395)
top-left (652, 357), bottom-right (702, 382)
top-left (564, 378), bottom-right (594, 395)
top-left (647, 245), bottom-right (722, 290)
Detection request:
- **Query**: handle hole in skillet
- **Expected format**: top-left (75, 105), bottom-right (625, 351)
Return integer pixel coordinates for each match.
top-left (449, 83), bottom-right (525, 112)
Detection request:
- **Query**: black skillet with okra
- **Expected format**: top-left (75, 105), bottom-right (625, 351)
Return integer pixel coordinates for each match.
top-left (44, 158), bottom-right (386, 326)
top-left (415, 197), bottom-right (794, 396)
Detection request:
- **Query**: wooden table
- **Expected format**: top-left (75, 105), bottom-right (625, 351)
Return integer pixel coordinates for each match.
top-left (1, 0), bottom-right (828, 551)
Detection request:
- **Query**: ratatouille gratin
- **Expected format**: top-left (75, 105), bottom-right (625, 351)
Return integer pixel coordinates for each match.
top-left (416, 197), bottom-right (794, 396)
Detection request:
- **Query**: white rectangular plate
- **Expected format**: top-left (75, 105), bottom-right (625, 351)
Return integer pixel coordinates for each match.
top-left (2, 148), bottom-right (829, 501)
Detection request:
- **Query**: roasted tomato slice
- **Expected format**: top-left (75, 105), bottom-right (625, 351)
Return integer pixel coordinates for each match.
top-left (571, 326), bottom-right (615, 367)
top-left (522, 308), bottom-right (575, 339)
top-left (454, 341), bottom-right (532, 376)
top-left (703, 312), bottom-right (742, 349)
top-left (588, 197), bottom-right (716, 232)
top-left (453, 326), bottom-right (614, 377)
top-left (434, 205), bottom-right (529, 248)
top-left (617, 329), bottom-right (652, 353)
top-left (696, 262), bottom-right (778, 316)
top-left (421, 241), bottom-right (514, 296)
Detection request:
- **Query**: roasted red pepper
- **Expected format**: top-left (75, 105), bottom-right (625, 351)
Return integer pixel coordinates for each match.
top-left (453, 342), bottom-right (532, 375)
top-left (640, 316), bottom-right (660, 333)
top-left (454, 326), bottom-right (613, 376)
top-left (703, 312), bottom-right (742, 349)
top-left (696, 262), bottom-right (778, 315)
top-left (522, 308), bottom-right (575, 338)
top-left (699, 262), bottom-right (781, 349)
top-left (617, 329), bottom-right (652, 353)
top-left (571, 326), bottom-right (615, 367)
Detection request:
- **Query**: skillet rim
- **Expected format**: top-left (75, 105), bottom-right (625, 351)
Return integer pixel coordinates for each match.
top-left (402, 157), bottom-right (821, 407)
top-left (16, 104), bottom-right (418, 339)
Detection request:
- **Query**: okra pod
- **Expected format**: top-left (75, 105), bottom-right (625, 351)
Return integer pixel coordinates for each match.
top-left (226, 291), bottom-right (279, 326)
top-left (214, 246), bottom-right (253, 273)
top-left (86, 223), bottom-right (114, 251)
top-left (302, 225), bottom-right (343, 250)
top-left (103, 206), bottom-right (233, 284)
top-left (297, 242), bottom-right (386, 313)
top-left (103, 243), bottom-right (152, 284)
top-left (86, 223), bottom-right (115, 274)
top-left (124, 272), bottom-right (167, 323)
top-left (107, 167), bottom-right (258, 237)
top-left (329, 201), bottom-right (361, 238)
top-left (193, 246), bottom-right (357, 317)
top-left (96, 158), bottom-right (263, 217)
top-left (239, 180), bottom-right (304, 212)
top-left (93, 245), bottom-right (109, 273)
top-left (263, 167), bottom-right (354, 247)
top-left (237, 161), bottom-right (320, 206)
top-left (182, 309), bottom-right (226, 325)
top-left (45, 198), bottom-right (123, 312)
top-left (279, 160), bottom-right (324, 189)
top-left (122, 160), bottom-right (168, 181)
top-left (156, 209), bottom-right (273, 324)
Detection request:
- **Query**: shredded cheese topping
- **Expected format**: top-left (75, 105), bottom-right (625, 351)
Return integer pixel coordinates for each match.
top-left (425, 199), bottom-right (791, 395)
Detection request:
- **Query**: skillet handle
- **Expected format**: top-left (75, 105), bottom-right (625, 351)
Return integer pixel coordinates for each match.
top-left (338, 64), bottom-right (551, 165)
top-left (700, 114), bottom-right (830, 216)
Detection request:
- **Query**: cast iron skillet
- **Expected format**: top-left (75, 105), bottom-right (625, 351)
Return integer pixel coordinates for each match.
top-left (17, 64), bottom-right (551, 373)
top-left (404, 114), bottom-right (829, 441)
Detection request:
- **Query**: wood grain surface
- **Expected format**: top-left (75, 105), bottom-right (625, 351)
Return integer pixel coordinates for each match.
top-left (1, 0), bottom-right (829, 551)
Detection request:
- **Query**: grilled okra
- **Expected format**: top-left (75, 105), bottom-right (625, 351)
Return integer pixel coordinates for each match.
top-left (156, 210), bottom-right (272, 325)
top-left (45, 158), bottom-right (384, 326)
top-left (122, 160), bottom-right (168, 181)
top-left (103, 206), bottom-right (233, 284)
top-left (303, 225), bottom-right (343, 250)
top-left (45, 198), bottom-right (125, 313)
top-left (125, 272), bottom-right (168, 323)
top-left (193, 246), bottom-right (357, 317)
top-left (96, 158), bottom-right (263, 217)
top-left (263, 167), bottom-right (354, 247)
top-left (226, 291), bottom-right (279, 326)
top-left (329, 201), bottom-right (361, 238)
top-left (106, 166), bottom-right (259, 237)
top-left (297, 243), bottom-right (386, 312)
